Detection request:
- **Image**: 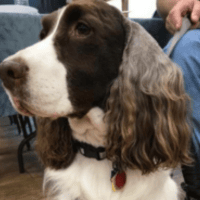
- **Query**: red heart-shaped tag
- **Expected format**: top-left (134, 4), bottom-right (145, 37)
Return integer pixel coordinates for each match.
top-left (111, 171), bottom-right (126, 191)
top-left (115, 171), bottom-right (126, 189)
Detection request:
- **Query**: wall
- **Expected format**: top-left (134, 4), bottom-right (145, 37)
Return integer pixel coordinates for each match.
top-left (0, 0), bottom-right (66, 13)
top-left (108, 0), bottom-right (157, 18)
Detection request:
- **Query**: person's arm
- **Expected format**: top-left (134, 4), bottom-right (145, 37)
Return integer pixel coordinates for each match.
top-left (157, 0), bottom-right (200, 34)
top-left (156, 0), bottom-right (180, 20)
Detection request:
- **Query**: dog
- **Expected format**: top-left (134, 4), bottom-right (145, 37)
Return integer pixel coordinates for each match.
top-left (0, 0), bottom-right (192, 199)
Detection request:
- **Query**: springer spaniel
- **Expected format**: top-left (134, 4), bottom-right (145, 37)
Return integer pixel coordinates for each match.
top-left (0, 0), bottom-right (192, 199)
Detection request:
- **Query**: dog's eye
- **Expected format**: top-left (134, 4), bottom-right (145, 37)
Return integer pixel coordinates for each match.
top-left (39, 29), bottom-right (47, 40)
top-left (76, 23), bottom-right (90, 35)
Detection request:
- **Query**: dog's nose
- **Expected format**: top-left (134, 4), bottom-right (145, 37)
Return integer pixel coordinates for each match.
top-left (0, 60), bottom-right (29, 89)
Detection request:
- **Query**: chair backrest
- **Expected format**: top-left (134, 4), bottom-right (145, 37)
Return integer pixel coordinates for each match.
top-left (0, 13), bottom-right (42, 63)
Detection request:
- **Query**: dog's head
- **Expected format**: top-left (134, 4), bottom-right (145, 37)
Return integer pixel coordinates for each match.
top-left (0, 0), bottom-right (126, 118)
top-left (0, 0), bottom-right (192, 173)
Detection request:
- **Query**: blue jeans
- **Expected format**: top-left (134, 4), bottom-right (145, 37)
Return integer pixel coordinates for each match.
top-left (164, 30), bottom-right (200, 199)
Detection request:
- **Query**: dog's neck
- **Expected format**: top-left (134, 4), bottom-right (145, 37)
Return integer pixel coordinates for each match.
top-left (68, 107), bottom-right (107, 147)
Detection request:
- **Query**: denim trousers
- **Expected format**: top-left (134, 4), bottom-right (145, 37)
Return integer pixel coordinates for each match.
top-left (164, 29), bottom-right (200, 199)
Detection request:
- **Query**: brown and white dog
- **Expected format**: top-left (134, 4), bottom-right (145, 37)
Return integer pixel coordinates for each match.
top-left (0, 0), bottom-right (192, 199)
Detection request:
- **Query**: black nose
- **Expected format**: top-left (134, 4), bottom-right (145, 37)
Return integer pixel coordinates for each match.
top-left (0, 60), bottom-right (29, 89)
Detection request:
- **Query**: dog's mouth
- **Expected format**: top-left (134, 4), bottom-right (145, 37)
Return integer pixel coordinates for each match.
top-left (12, 97), bottom-right (66, 118)
top-left (13, 97), bottom-right (34, 116)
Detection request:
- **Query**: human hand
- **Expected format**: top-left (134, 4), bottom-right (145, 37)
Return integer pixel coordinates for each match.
top-left (166, 0), bottom-right (200, 34)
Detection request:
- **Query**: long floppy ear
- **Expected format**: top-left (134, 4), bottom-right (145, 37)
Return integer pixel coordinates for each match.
top-left (35, 117), bottom-right (76, 169)
top-left (106, 17), bottom-right (192, 174)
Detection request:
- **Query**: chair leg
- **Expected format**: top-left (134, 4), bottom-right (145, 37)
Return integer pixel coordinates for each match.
top-left (13, 114), bottom-right (21, 135)
top-left (9, 116), bottom-right (13, 125)
top-left (18, 131), bottom-right (36, 173)
top-left (25, 117), bottom-right (33, 134)
top-left (18, 115), bottom-right (31, 150)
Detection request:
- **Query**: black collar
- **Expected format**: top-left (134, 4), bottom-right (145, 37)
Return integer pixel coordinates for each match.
top-left (73, 140), bottom-right (106, 161)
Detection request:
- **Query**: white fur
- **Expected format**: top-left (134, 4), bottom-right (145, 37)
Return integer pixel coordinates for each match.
top-left (44, 155), bottom-right (178, 200)
top-left (4, 6), bottom-right (73, 117)
top-left (69, 107), bottom-right (107, 147)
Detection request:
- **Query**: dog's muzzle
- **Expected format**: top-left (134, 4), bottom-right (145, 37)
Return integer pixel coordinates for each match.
top-left (0, 60), bottom-right (29, 90)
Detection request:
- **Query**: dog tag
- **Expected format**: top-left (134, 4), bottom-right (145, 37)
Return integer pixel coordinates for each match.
top-left (111, 170), bottom-right (126, 192)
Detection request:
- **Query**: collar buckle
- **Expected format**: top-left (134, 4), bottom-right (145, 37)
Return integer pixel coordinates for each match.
top-left (74, 140), bottom-right (106, 161)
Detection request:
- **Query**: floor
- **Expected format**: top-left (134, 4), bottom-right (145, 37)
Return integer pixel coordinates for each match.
top-left (0, 117), bottom-right (44, 200)
top-left (0, 116), bottom-right (186, 200)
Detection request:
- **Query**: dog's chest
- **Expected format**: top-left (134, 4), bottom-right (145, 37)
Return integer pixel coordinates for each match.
top-left (44, 154), bottom-right (115, 200)
top-left (44, 155), bottom-right (174, 200)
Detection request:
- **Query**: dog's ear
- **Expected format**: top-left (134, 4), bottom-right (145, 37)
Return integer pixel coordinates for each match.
top-left (35, 117), bottom-right (76, 169)
top-left (106, 17), bottom-right (192, 174)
